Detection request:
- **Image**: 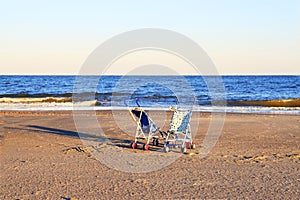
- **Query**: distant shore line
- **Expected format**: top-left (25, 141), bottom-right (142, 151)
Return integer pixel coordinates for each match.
top-left (1, 97), bottom-right (300, 107)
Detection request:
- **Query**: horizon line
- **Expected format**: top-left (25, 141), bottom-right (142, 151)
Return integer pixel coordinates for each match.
top-left (1, 74), bottom-right (299, 76)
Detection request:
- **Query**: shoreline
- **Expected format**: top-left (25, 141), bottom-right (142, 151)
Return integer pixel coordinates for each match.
top-left (1, 109), bottom-right (299, 116)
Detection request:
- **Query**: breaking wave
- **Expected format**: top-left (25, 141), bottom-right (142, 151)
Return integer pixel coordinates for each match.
top-left (0, 97), bottom-right (98, 107)
top-left (0, 97), bottom-right (73, 103)
top-left (228, 98), bottom-right (300, 107)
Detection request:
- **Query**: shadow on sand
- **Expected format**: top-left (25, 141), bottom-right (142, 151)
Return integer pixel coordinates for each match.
top-left (4, 125), bottom-right (132, 148)
top-left (4, 125), bottom-right (165, 151)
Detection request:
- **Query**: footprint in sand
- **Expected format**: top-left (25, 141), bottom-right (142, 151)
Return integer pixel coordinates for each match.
top-left (63, 146), bottom-right (90, 154)
top-left (225, 153), bottom-right (300, 163)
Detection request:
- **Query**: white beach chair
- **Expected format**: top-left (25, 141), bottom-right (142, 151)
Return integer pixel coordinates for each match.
top-left (162, 108), bottom-right (195, 153)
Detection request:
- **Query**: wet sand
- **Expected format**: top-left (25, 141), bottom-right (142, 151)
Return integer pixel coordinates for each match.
top-left (0, 111), bottom-right (299, 199)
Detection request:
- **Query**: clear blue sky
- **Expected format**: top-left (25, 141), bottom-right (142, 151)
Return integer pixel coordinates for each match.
top-left (1, 0), bottom-right (299, 75)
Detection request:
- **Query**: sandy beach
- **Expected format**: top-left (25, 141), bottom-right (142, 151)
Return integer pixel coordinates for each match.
top-left (0, 111), bottom-right (299, 199)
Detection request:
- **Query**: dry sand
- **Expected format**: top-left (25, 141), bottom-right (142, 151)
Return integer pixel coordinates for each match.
top-left (0, 111), bottom-right (299, 199)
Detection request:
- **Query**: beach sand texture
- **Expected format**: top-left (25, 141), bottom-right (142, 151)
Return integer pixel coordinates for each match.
top-left (0, 111), bottom-right (299, 199)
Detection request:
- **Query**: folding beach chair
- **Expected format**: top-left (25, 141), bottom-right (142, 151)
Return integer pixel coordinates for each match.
top-left (127, 99), bottom-right (161, 150)
top-left (162, 108), bottom-right (195, 153)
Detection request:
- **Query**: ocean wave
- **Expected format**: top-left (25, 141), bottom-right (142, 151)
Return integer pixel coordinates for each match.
top-left (0, 92), bottom-right (133, 99)
top-left (0, 93), bottom-right (73, 98)
top-left (0, 97), bottom-right (98, 106)
top-left (0, 97), bottom-right (73, 103)
top-left (228, 98), bottom-right (300, 107)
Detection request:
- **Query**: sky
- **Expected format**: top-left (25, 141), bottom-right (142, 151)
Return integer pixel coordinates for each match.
top-left (0, 0), bottom-right (299, 75)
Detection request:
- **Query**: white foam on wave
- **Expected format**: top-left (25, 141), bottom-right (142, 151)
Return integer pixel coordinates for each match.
top-left (0, 102), bottom-right (300, 115)
top-left (0, 97), bottom-right (73, 103)
top-left (0, 100), bottom-right (98, 111)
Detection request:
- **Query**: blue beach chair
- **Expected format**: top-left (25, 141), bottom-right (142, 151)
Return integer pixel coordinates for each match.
top-left (127, 99), bottom-right (161, 150)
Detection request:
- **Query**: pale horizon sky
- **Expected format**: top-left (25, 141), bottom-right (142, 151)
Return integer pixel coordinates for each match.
top-left (1, 0), bottom-right (299, 75)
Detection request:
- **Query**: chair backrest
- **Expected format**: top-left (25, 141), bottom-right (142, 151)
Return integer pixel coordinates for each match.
top-left (169, 110), bottom-right (192, 133)
top-left (131, 110), bottom-right (149, 127)
top-left (131, 109), bottom-right (157, 133)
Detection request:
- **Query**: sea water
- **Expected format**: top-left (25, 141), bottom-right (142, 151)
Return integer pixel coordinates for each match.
top-left (0, 75), bottom-right (299, 114)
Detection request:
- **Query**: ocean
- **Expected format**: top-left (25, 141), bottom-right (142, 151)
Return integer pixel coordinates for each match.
top-left (0, 75), bottom-right (299, 114)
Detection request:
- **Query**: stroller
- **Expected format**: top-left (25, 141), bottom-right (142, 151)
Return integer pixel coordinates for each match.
top-left (126, 98), bottom-right (161, 150)
top-left (161, 106), bottom-right (196, 153)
